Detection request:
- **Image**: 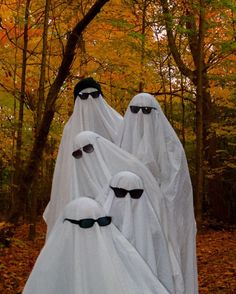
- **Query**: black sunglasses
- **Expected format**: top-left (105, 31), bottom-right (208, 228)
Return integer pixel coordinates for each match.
top-left (130, 105), bottom-right (157, 114)
top-left (72, 144), bottom-right (94, 159)
top-left (110, 186), bottom-right (143, 199)
top-left (78, 91), bottom-right (100, 100)
top-left (64, 216), bottom-right (112, 228)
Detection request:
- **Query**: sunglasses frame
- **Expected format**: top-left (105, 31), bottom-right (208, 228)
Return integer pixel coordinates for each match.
top-left (110, 186), bottom-right (144, 199)
top-left (72, 143), bottom-right (94, 159)
top-left (64, 216), bottom-right (112, 228)
top-left (78, 91), bottom-right (100, 100)
top-left (130, 105), bottom-right (157, 114)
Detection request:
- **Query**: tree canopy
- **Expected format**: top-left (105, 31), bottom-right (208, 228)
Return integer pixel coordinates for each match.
top-left (0, 0), bottom-right (235, 226)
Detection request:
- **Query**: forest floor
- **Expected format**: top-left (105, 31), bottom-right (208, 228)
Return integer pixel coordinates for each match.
top-left (0, 218), bottom-right (235, 294)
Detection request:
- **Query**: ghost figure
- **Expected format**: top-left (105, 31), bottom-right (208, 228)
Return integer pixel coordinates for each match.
top-left (117, 93), bottom-right (198, 294)
top-left (71, 77), bottom-right (123, 143)
top-left (45, 130), bottom-right (168, 237)
top-left (44, 77), bottom-right (122, 235)
top-left (23, 197), bottom-right (170, 294)
top-left (98, 171), bottom-right (185, 294)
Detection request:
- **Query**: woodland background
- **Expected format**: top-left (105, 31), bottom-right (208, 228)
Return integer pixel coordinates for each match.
top-left (0, 0), bottom-right (235, 235)
top-left (0, 0), bottom-right (235, 293)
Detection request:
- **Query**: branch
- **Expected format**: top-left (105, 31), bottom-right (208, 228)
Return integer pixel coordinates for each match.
top-left (10, 0), bottom-right (110, 223)
top-left (159, 0), bottom-right (195, 82)
top-left (185, 9), bottom-right (199, 68)
top-left (150, 90), bottom-right (196, 104)
top-left (45, 0), bottom-right (110, 110)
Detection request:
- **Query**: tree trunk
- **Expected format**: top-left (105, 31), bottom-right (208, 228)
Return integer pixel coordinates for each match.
top-left (9, 0), bottom-right (110, 224)
top-left (167, 58), bottom-right (173, 123)
top-left (180, 74), bottom-right (186, 147)
top-left (28, 0), bottom-right (51, 240)
top-left (155, 32), bottom-right (168, 114)
top-left (10, 2), bottom-right (20, 215)
top-left (11, 0), bottom-right (31, 220)
top-left (160, 0), bottom-right (210, 225)
top-left (194, 0), bottom-right (207, 226)
top-left (139, 0), bottom-right (147, 92)
top-left (36, 0), bottom-right (50, 132)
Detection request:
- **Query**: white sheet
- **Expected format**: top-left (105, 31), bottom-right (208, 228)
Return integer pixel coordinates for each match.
top-left (45, 130), bottom-right (168, 235)
top-left (23, 197), bottom-right (170, 294)
top-left (44, 87), bottom-right (122, 235)
top-left (117, 93), bottom-right (198, 294)
top-left (98, 171), bottom-right (185, 294)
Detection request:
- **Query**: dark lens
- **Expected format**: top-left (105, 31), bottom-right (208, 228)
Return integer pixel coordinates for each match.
top-left (130, 105), bottom-right (140, 113)
top-left (142, 107), bottom-right (152, 114)
top-left (72, 149), bottom-right (82, 159)
top-left (97, 216), bottom-right (112, 226)
top-left (129, 189), bottom-right (144, 199)
top-left (78, 218), bottom-right (95, 228)
top-left (78, 92), bottom-right (89, 100)
top-left (110, 186), bottom-right (128, 198)
top-left (83, 144), bottom-right (94, 153)
top-left (90, 91), bottom-right (100, 99)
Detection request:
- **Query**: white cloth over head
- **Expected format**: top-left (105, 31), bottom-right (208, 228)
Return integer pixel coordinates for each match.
top-left (71, 131), bottom-right (166, 223)
top-left (117, 93), bottom-right (198, 294)
top-left (99, 171), bottom-right (185, 294)
top-left (46, 130), bottom-right (168, 236)
top-left (44, 87), bottom-right (122, 235)
top-left (23, 197), bottom-right (170, 294)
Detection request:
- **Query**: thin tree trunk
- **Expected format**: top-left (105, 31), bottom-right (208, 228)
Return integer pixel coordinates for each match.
top-left (36, 0), bottom-right (50, 132)
top-left (10, 3), bottom-right (20, 214)
top-left (139, 0), bottom-right (147, 92)
top-left (28, 0), bottom-right (51, 240)
top-left (167, 58), bottom-right (173, 123)
top-left (160, 0), bottom-right (211, 225)
top-left (9, 0), bottom-right (110, 223)
top-left (195, 0), bottom-right (205, 225)
top-left (180, 73), bottom-right (185, 147)
top-left (11, 0), bottom-right (31, 220)
top-left (155, 32), bottom-right (168, 114)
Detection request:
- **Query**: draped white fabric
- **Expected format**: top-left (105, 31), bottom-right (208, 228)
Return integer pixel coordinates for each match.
top-left (98, 171), bottom-right (185, 294)
top-left (43, 88), bottom-right (122, 235)
top-left (69, 131), bottom-right (167, 226)
top-left (117, 93), bottom-right (198, 294)
top-left (23, 198), bottom-right (170, 294)
top-left (45, 131), bottom-right (165, 239)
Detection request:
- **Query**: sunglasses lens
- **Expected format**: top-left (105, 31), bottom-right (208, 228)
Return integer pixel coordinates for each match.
top-left (111, 187), bottom-right (127, 198)
top-left (130, 105), bottom-right (140, 113)
top-left (79, 218), bottom-right (95, 228)
top-left (83, 144), bottom-right (94, 153)
top-left (64, 217), bottom-right (111, 229)
top-left (130, 189), bottom-right (144, 199)
top-left (78, 92), bottom-right (89, 100)
top-left (142, 107), bottom-right (152, 114)
top-left (72, 149), bottom-right (83, 159)
top-left (97, 216), bottom-right (112, 226)
top-left (90, 91), bottom-right (100, 99)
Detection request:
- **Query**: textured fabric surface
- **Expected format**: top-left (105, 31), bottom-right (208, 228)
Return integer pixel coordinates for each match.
top-left (99, 171), bottom-right (185, 294)
top-left (24, 198), bottom-right (170, 294)
top-left (70, 131), bottom-right (166, 224)
top-left (117, 93), bottom-right (198, 294)
top-left (43, 87), bottom-right (122, 236)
